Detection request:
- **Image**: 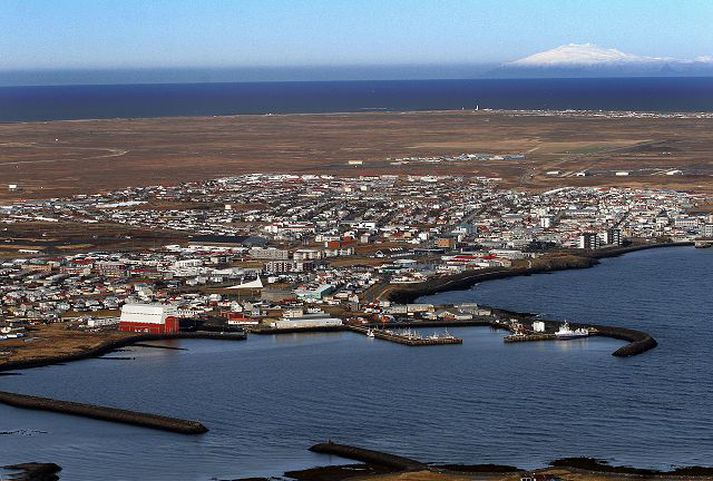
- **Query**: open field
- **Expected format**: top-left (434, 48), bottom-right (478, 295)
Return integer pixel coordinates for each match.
top-left (1, 110), bottom-right (713, 202)
top-left (0, 221), bottom-right (187, 255)
top-left (0, 324), bottom-right (132, 369)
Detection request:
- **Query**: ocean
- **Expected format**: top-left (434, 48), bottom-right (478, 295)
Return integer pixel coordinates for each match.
top-left (1, 246), bottom-right (712, 480)
top-left (1, 77), bottom-right (712, 122)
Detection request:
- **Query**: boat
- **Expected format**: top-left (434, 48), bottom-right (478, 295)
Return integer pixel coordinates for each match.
top-left (366, 328), bottom-right (375, 338)
top-left (555, 321), bottom-right (590, 340)
top-left (427, 329), bottom-right (458, 341)
top-left (398, 328), bottom-right (422, 340)
top-left (442, 328), bottom-right (457, 340)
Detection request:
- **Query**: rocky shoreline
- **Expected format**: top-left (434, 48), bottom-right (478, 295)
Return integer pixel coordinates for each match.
top-left (273, 445), bottom-right (713, 481)
top-left (388, 241), bottom-right (691, 304)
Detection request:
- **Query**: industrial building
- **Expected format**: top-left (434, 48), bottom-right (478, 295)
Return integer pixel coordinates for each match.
top-left (119, 304), bottom-right (179, 334)
top-left (270, 311), bottom-right (343, 330)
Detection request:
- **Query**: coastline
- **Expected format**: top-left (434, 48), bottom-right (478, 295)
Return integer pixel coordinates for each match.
top-left (0, 242), bottom-right (678, 375)
top-left (388, 241), bottom-right (692, 304)
top-left (0, 330), bottom-right (246, 373)
top-left (276, 443), bottom-right (713, 481)
top-left (0, 242), bottom-right (696, 479)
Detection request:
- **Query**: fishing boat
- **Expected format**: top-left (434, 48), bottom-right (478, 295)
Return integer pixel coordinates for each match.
top-left (427, 329), bottom-right (458, 341)
top-left (555, 321), bottom-right (590, 340)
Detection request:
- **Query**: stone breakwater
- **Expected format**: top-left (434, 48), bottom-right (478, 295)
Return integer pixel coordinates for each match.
top-left (309, 441), bottom-right (428, 471)
top-left (0, 391), bottom-right (208, 434)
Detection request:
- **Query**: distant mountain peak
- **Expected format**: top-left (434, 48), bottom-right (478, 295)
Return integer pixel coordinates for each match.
top-left (488, 43), bottom-right (713, 78)
top-left (509, 43), bottom-right (661, 67)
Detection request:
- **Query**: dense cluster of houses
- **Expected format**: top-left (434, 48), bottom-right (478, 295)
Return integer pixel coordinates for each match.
top-left (1, 173), bottom-right (711, 328)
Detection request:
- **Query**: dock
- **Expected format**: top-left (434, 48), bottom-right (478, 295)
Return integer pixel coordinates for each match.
top-left (694, 239), bottom-right (713, 248)
top-left (0, 391), bottom-right (208, 435)
top-left (348, 325), bottom-right (463, 346)
top-left (504, 333), bottom-right (557, 343)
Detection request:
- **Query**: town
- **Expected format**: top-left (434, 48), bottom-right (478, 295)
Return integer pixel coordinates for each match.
top-left (0, 173), bottom-right (711, 343)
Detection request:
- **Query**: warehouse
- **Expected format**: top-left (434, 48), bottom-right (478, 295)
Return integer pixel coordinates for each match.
top-left (119, 304), bottom-right (180, 334)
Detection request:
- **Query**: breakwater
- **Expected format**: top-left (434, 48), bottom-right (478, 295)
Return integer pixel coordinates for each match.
top-left (373, 314), bottom-right (656, 357)
top-left (490, 309), bottom-right (657, 357)
top-left (0, 391), bottom-right (208, 434)
top-left (590, 323), bottom-right (658, 357)
top-left (309, 442), bottom-right (428, 471)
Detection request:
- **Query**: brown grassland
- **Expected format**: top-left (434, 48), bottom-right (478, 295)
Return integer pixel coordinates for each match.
top-left (1, 110), bottom-right (712, 202)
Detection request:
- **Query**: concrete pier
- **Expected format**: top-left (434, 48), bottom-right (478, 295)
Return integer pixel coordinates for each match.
top-left (0, 391), bottom-right (208, 435)
top-left (348, 325), bottom-right (463, 346)
top-left (504, 333), bottom-right (557, 343)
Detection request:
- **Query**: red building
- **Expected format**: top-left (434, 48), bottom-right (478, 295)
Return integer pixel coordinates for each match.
top-left (118, 304), bottom-right (180, 334)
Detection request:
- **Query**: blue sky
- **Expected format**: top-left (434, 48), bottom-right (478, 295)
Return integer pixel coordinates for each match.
top-left (1, 0), bottom-right (711, 70)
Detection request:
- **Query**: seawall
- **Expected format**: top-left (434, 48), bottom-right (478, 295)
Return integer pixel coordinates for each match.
top-left (0, 391), bottom-right (208, 434)
top-left (388, 242), bottom-right (690, 304)
top-left (388, 257), bottom-right (595, 304)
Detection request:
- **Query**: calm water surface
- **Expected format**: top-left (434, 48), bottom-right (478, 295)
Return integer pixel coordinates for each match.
top-left (1, 77), bottom-right (712, 121)
top-left (1, 246), bottom-right (711, 480)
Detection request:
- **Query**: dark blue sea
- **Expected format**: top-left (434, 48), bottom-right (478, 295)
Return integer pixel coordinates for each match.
top-left (1, 246), bottom-right (712, 480)
top-left (1, 77), bottom-right (712, 122)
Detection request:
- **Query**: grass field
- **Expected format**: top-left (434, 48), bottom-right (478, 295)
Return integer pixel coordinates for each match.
top-left (1, 110), bottom-right (712, 202)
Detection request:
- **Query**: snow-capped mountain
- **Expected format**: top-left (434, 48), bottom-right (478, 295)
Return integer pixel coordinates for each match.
top-left (511, 44), bottom-right (663, 66)
top-left (489, 44), bottom-right (713, 77)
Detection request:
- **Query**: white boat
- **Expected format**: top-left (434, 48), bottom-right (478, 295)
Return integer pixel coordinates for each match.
top-left (427, 329), bottom-right (457, 341)
top-left (366, 328), bottom-right (375, 338)
top-left (555, 321), bottom-right (589, 340)
top-left (398, 328), bottom-right (422, 340)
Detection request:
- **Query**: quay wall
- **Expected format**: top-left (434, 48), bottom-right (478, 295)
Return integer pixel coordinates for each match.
top-left (0, 391), bottom-right (208, 434)
top-left (248, 325), bottom-right (346, 335)
top-left (347, 325), bottom-right (462, 346)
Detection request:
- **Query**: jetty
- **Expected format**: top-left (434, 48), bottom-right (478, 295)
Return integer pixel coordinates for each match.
top-left (348, 325), bottom-right (463, 346)
top-left (309, 441), bottom-right (428, 471)
top-left (0, 391), bottom-right (208, 435)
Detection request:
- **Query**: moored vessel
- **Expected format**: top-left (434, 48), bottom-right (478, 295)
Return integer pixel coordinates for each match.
top-left (555, 321), bottom-right (590, 340)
